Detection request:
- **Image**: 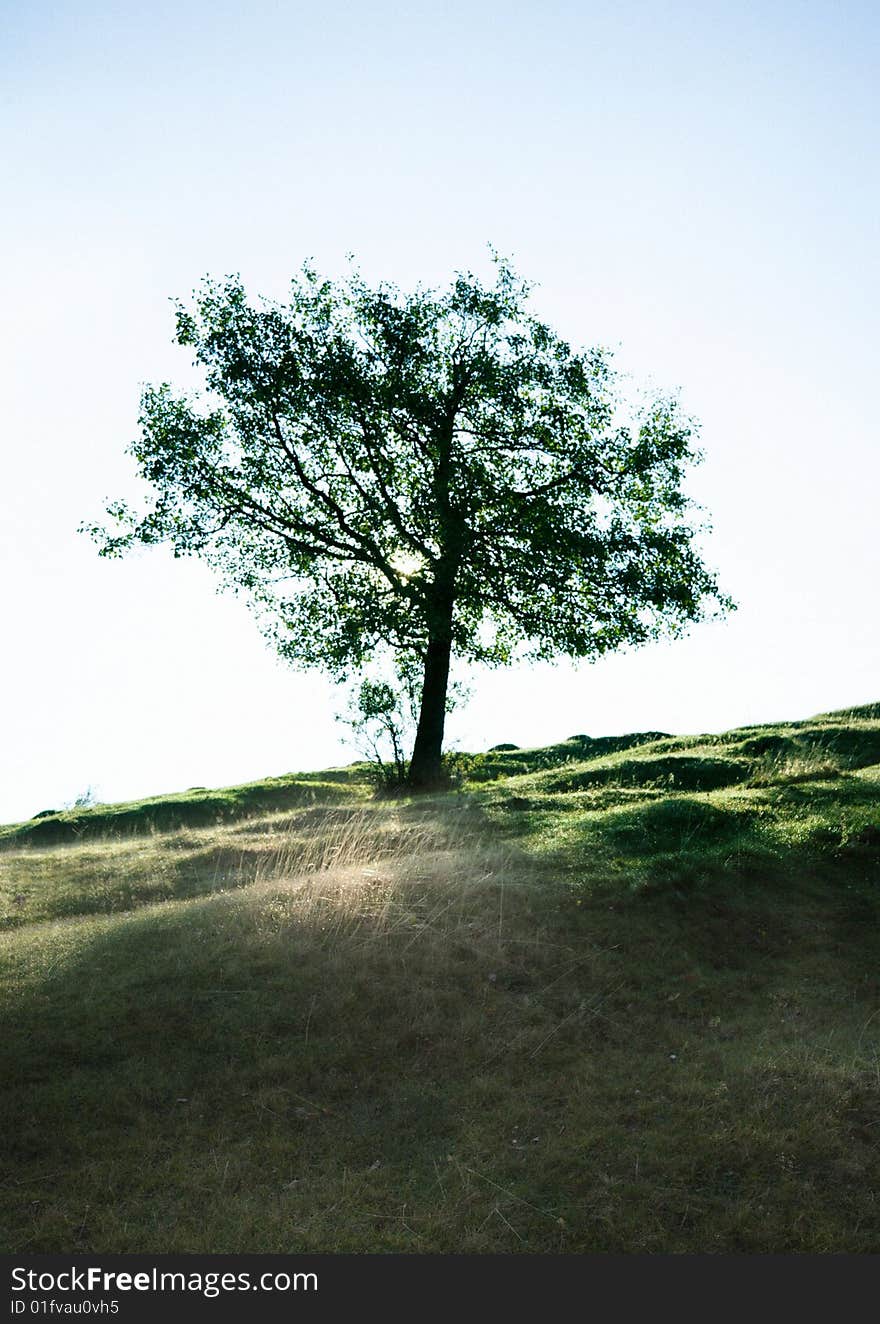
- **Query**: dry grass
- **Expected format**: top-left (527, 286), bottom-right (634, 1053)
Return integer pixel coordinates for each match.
top-left (3, 801), bottom-right (598, 1252)
top-left (3, 710), bottom-right (880, 1253)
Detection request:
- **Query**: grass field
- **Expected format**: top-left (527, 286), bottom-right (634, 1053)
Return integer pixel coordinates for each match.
top-left (2, 703), bottom-right (879, 1252)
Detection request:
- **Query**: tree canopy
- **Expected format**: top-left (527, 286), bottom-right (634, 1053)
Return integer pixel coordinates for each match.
top-left (87, 256), bottom-right (732, 787)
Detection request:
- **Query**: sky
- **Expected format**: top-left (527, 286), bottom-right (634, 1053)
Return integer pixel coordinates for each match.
top-left (1, 0), bottom-right (878, 823)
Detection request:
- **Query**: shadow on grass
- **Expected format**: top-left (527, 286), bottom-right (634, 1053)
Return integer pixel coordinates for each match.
top-left (794, 726), bottom-right (880, 767)
top-left (4, 769), bottom-right (880, 1256)
top-left (0, 843), bottom-right (280, 930)
top-left (0, 822), bottom-right (557, 1252)
top-left (535, 755), bottom-right (752, 795)
top-left (4, 797), bottom-right (880, 1254)
top-left (464, 731), bottom-right (671, 781)
top-left (489, 774), bottom-right (880, 903)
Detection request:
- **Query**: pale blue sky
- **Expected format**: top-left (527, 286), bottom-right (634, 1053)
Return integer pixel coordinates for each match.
top-left (2, 0), bottom-right (877, 822)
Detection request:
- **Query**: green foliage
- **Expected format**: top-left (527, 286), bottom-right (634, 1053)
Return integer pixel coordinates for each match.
top-left (84, 253), bottom-right (732, 782)
top-left (344, 676), bottom-right (412, 789)
top-left (339, 662), bottom-right (468, 792)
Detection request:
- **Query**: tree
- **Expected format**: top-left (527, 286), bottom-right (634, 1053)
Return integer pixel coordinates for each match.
top-left (342, 676), bottom-right (414, 791)
top-left (86, 256), bottom-right (732, 788)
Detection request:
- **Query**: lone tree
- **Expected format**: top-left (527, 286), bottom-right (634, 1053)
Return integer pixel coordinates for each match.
top-left (87, 257), bottom-right (731, 788)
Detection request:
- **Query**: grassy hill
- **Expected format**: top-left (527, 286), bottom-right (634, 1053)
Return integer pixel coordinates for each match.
top-left (2, 703), bottom-right (879, 1252)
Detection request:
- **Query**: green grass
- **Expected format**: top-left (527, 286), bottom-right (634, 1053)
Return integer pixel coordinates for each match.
top-left (2, 771), bottom-right (367, 849)
top-left (2, 704), bottom-right (879, 1252)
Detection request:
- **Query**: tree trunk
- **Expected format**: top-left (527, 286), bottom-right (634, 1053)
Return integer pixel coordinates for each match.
top-left (408, 407), bottom-right (460, 788)
top-left (407, 614), bottom-right (454, 790)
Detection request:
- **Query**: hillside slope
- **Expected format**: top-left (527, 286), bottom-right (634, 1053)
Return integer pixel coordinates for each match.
top-left (1, 703), bottom-right (878, 1252)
